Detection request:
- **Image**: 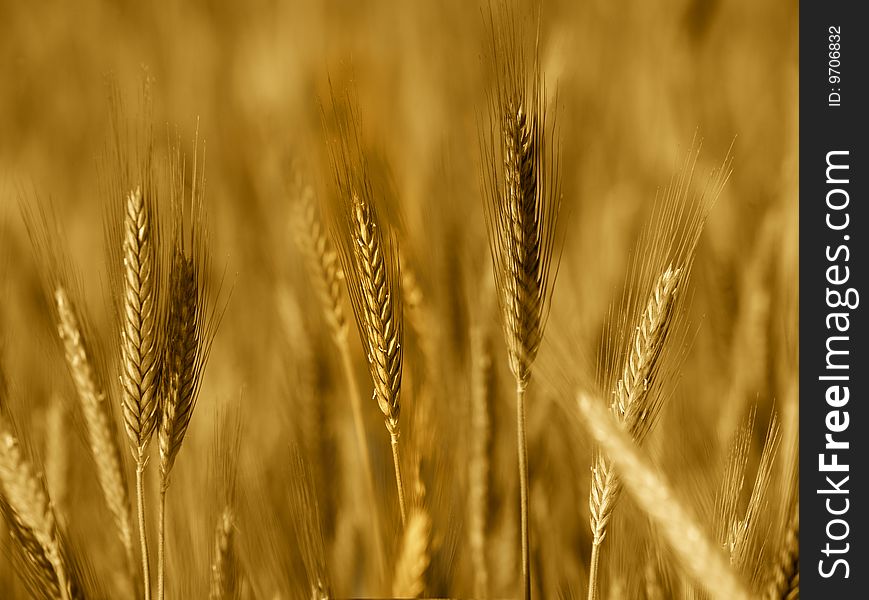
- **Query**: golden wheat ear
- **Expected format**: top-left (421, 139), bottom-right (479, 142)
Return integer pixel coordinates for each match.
top-left (289, 171), bottom-right (347, 347)
top-left (480, 5), bottom-right (563, 598)
top-left (158, 127), bottom-right (224, 489)
top-left (116, 186), bottom-right (162, 459)
top-left (100, 81), bottom-right (166, 600)
top-left (0, 415), bottom-right (82, 600)
top-left (156, 127), bottom-right (226, 600)
top-left (325, 87), bottom-right (408, 526)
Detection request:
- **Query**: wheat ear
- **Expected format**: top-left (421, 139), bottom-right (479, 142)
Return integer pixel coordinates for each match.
top-left (0, 420), bottom-right (77, 600)
top-left (156, 246), bottom-right (203, 600)
top-left (291, 180), bottom-right (347, 346)
top-left (328, 94), bottom-right (407, 525)
top-left (291, 177), bottom-right (386, 574)
top-left (118, 185), bottom-right (162, 600)
top-left (55, 286), bottom-right (136, 580)
top-left (481, 6), bottom-right (562, 597)
top-left (157, 130), bottom-right (220, 600)
top-left (576, 393), bottom-right (751, 600)
top-left (587, 266), bottom-right (681, 598)
top-left (391, 508), bottom-right (431, 598)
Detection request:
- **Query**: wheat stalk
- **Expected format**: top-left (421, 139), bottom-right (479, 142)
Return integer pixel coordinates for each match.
top-left (0, 420), bottom-right (77, 600)
top-left (54, 286), bottom-right (136, 582)
top-left (391, 508), bottom-right (431, 598)
top-left (328, 93), bottom-right (407, 525)
top-left (576, 393), bottom-right (751, 600)
top-left (481, 7), bottom-right (561, 598)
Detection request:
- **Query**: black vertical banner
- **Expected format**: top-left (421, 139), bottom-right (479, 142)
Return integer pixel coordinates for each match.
top-left (801, 3), bottom-right (867, 597)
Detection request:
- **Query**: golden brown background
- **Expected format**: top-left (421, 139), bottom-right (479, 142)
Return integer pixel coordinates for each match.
top-left (0, 0), bottom-right (797, 598)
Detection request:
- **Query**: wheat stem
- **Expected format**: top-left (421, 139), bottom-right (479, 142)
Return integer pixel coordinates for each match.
top-left (516, 381), bottom-right (531, 600)
top-left (136, 461), bottom-right (151, 600)
top-left (157, 488), bottom-right (166, 600)
top-left (587, 542), bottom-right (601, 600)
top-left (390, 431), bottom-right (407, 525)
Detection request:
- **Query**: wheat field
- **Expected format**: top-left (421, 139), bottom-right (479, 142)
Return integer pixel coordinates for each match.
top-left (0, 0), bottom-right (797, 598)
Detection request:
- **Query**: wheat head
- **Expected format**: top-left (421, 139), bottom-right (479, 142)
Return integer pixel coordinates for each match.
top-left (120, 186), bottom-right (162, 462)
top-left (0, 420), bottom-right (78, 600)
top-left (291, 178), bottom-right (347, 346)
top-left (589, 265), bottom-right (682, 545)
top-left (54, 286), bottom-right (135, 570)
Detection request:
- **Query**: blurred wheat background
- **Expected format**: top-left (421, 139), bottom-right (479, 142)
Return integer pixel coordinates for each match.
top-left (0, 0), bottom-right (797, 598)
